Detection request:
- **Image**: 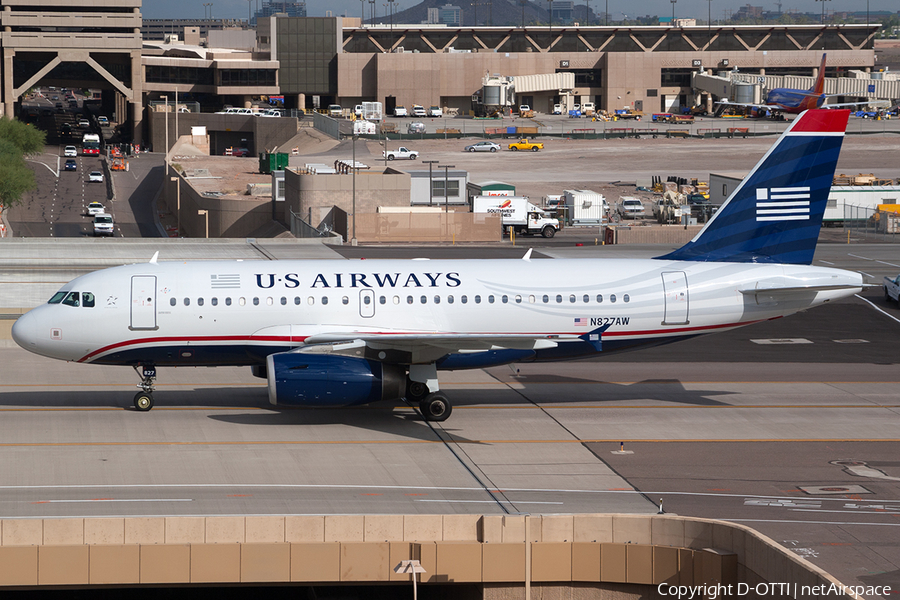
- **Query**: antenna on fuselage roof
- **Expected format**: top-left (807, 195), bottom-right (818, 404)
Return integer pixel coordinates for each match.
top-left (522, 249), bottom-right (533, 261)
top-left (149, 251), bottom-right (159, 264)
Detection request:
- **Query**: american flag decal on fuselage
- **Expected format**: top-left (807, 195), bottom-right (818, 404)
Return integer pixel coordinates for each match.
top-left (755, 187), bottom-right (811, 222)
top-left (211, 274), bottom-right (241, 288)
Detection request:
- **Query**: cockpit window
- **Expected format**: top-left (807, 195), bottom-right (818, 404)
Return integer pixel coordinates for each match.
top-left (48, 291), bottom-right (68, 304)
top-left (83, 292), bottom-right (95, 308)
top-left (61, 292), bottom-right (80, 307)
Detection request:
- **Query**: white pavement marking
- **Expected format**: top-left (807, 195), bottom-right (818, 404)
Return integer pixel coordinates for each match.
top-left (727, 518), bottom-right (900, 527)
top-left (855, 294), bottom-right (900, 325)
top-left (848, 253), bottom-right (874, 261)
top-left (28, 498), bottom-right (193, 504)
top-left (415, 500), bottom-right (565, 505)
top-left (790, 509), bottom-right (900, 515)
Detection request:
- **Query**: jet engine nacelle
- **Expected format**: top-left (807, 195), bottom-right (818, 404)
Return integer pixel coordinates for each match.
top-left (266, 352), bottom-right (405, 407)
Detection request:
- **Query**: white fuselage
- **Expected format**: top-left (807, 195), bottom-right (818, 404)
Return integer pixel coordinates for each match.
top-left (12, 257), bottom-right (862, 367)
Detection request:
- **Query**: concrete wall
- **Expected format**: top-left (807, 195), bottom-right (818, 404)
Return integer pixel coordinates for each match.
top-left (0, 514), bottom-right (854, 594)
top-left (283, 167), bottom-right (412, 232)
top-left (149, 111), bottom-right (300, 155)
top-left (164, 167), bottom-right (273, 238)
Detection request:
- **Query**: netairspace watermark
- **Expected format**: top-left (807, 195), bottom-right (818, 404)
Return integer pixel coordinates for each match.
top-left (657, 582), bottom-right (892, 599)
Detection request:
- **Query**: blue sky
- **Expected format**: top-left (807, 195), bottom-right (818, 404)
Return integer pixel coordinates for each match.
top-left (142, 0), bottom-right (897, 21)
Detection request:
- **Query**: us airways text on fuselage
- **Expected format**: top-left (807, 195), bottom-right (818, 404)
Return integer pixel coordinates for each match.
top-left (254, 272), bottom-right (462, 289)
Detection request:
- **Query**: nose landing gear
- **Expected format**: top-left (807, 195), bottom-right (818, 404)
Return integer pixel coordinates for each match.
top-left (132, 364), bottom-right (156, 411)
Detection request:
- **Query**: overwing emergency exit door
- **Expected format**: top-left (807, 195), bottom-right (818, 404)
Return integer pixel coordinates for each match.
top-left (130, 275), bottom-right (158, 330)
top-left (661, 271), bottom-right (689, 325)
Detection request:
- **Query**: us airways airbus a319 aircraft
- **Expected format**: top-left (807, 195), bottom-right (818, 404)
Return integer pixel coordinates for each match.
top-left (13, 109), bottom-right (863, 421)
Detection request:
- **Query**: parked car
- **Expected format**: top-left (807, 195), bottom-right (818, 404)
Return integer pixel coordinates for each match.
top-left (64, 146), bottom-right (77, 157)
top-left (92, 214), bottom-right (114, 237)
top-left (407, 122), bottom-right (426, 134)
top-left (88, 171), bottom-right (104, 183)
top-left (617, 197), bottom-right (645, 219)
top-left (87, 202), bottom-right (106, 216)
top-left (411, 105), bottom-right (427, 117)
top-left (327, 104), bottom-right (343, 117)
top-left (464, 141), bottom-right (501, 153)
top-left (394, 106), bottom-right (408, 117)
top-left (97, 116), bottom-right (109, 126)
top-left (64, 159), bottom-right (77, 171)
top-left (429, 106), bottom-right (443, 117)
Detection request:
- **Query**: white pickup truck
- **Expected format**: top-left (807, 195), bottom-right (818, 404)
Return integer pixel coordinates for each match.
top-left (884, 274), bottom-right (900, 303)
top-left (383, 147), bottom-right (419, 161)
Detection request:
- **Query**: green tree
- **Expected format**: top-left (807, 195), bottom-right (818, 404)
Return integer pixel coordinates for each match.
top-left (0, 118), bottom-right (44, 208)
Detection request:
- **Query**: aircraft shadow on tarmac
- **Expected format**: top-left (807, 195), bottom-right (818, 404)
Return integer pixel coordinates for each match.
top-left (474, 374), bottom-right (735, 406)
top-left (208, 404), bottom-right (479, 444)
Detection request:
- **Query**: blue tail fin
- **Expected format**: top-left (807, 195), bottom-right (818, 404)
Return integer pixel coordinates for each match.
top-left (657, 109), bottom-right (850, 265)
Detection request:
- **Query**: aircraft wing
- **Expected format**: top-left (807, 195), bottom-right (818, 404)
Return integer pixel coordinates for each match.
top-left (715, 100), bottom-right (779, 110)
top-left (821, 99), bottom-right (889, 109)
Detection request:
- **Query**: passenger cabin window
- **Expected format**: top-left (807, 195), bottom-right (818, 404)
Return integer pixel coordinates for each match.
top-left (253, 297), bottom-right (260, 306)
top-left (624, 294), bottom-right (630, 303)
top-left (322, 297), bottom-right (329, 305)
top-left (610, 294), bottom-right (617, 303)
top-left (211, 297), bottom-right (218, 306)
top-left (295, 297), bottom-right (301, 305)
top-left (342, 296), bottom-right (349, 305)
top-left (226, 297), bottom-right (232, 306)
top-left (597, 294), bottom-right (603, 303)
top-left (197, 298), bottom-right (204, 306)
top-left (170, 298), bottom-right (177, 306)
top-left (280, 297), bottom-right (287, 305)
top-left (184, 298), bottom-right (190, 306)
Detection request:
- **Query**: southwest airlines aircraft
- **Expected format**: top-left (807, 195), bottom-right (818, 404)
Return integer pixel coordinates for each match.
top-left (13, 109), bottom-right (863, 422)
top-left (718, 54), bottom-right (883, 114)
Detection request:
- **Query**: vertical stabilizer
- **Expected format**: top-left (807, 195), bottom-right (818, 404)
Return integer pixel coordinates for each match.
top-left (811, 53), bottom-right (827, 96)
top-left (656, 109), bottom-right (850, 265)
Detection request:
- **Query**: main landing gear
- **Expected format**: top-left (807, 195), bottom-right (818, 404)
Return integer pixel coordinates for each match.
top-left (406, 364), bottom-right (452, 422)
top-left (132, 364), bottom-right (156, 411)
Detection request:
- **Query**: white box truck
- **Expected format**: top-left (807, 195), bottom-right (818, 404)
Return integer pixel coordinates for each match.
top-left (472, 196), bottom-right (559, 238)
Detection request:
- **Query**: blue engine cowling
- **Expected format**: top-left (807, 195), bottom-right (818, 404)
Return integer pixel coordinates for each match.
top-left (266, 352), bottom-right (405, 407)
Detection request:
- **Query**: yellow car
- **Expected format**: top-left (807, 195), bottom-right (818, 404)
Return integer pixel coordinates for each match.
top-left (508, 139), bottom-right (543, 152)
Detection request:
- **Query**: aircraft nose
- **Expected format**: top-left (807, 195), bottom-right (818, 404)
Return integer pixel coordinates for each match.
top-left (11, 310), bottom-right (39, 350)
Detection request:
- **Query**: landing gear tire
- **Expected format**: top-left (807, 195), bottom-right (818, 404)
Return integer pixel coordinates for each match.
top-left (406, 380), bottom-right (429, 402)
top-left (134, 391), bottom-right (154, 412)
top-left (419, 394), bottom-right (452, 422)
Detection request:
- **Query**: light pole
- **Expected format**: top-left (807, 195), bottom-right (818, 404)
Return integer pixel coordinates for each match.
top-left (360, 0), bottom-right (366, 23)
top-left (423, 160), bottom-right (439, 206)
top-left (605, 0), bottom-right (608, 26)
top-left (520, 0), bottom-right (526, 28)
top-left (547, 0), bottom-right (552, 35)
top-left (170, 176), bottom-right (181, 237)
top-left (352, 135), bottom-right (358, 244)
top-left (160, 95), bottom-right (168, 161)
top-left (439, 164), bottom-right (455, 213)
top-left (198, 209), bottom-right (209, 238)
top-left (585, 0), bottom-right (590, 27)
top-left (369, 0), bottom-right (375, 22)
top-left (203, 2), bottom-right (211, 18)
top-left (670, 0), bottom-right (676, 24)
top-left (246, 0), bottom-right (253, 27)
top-left (814, 0), bottom-right (830, 25)
top-left (707, 0), bottom-right (712, 49)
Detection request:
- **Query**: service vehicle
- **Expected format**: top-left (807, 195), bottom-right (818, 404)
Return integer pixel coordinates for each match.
top-left (87, 202), bottom-right (106, 216)
top-left (64, 159), bottom-right (77, 171)
top-left (394, 106), bottom-right (408, 117)
top-left (581, 102), bottom-right (595, 115)
top-left (617, 196), bottom-right (646, 219)
top-left (464, 141), bottom-right (501, 153)
top-left (552, 104), bottom-right (562, 115)
top-left (354, 104), bottom-right (364, 117)
top-left (518, 105), bottom-right (534, 117)
top-left (429, 106), bottom-right (443, 117)
top-left (383, 146), bottom-right (419, 160)
top-left (407, 122), bottom-right (426, 134)
top-left (615, 109), bottom-right (644, 120)
top-left (508, 139), bottom-right (543, 152)
top-left (88, 171), bottom-right (104, 183)
top-left (327, 104), bottom-right (343, 117)
top-left (64, 146), bottom-right (78, 157)
top-left (92, 214), bottom-right (114, 237)
top-left (411, 105), bottom-right (427, 117)
top-left (473, 196), bottom-right (559, 238)
top-left (884, 274), bottom-right (900, 303)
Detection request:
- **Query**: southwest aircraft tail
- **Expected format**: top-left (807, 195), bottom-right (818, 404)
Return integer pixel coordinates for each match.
top-left (657, 108), bottom-right (850, 265)
top-left (811, 52), bottom-right (827, 96)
